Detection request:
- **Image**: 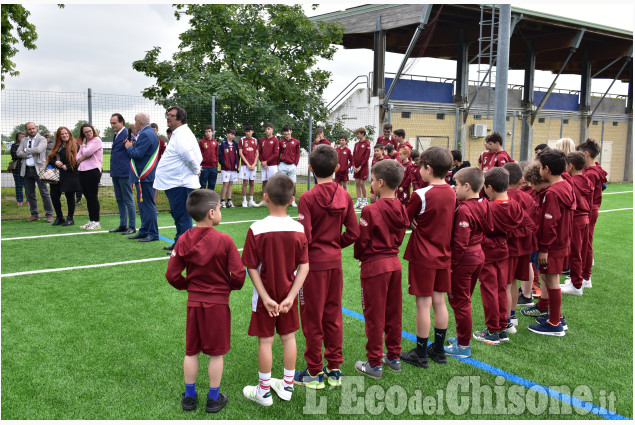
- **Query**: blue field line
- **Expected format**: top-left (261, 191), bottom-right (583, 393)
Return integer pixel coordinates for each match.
top-left (158, 235), bottom-right (174, 244)
top-left (340, 307), bottom-right (630, 420)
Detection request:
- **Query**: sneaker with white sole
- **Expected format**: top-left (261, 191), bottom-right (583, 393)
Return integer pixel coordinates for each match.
top-left (506, 322), bottom-right (517, 334)
top-left (322, 366), bottom-right (342, 386)
top-left (582, 278), bottom-right (592, 288)
top-left (79, 220), bottom-right (92, 230)
top-left (536, 315), bottom-right (568, 331)
top-left (258, 200), bottom-right (266, 207)
top-left (354, 360), bottom-right (382, 379)
top-left (242, 200), bottom-right (248, 208)
top-left (472, 328), bottom-right (500, 345)
top-left (528, 320), bottom-right (565, 337)
top-left (243, 385), bottom-right (273, 406)
top-left (517, 292), bottom-right (534, 307)
top-left (249, 200), bottom-right (259, 207)
top-left (86, 221), bottom-right (101, 230)
top-left (381, 354), bottom-right (402, 372)
top-left (290, 201), bottom-right (297, 207)
top-left (221, 201), bottom-right (227, 209)
top-left (269, 378), bottom-right (293, 401)
top-left (444, 341), bottom-right (471, 358)
top-left (227, 200), bottom-right (235, 208)
top-left (521, 304), bottom-right (549, 317)
top-left (561, 280), bottom-right (583, 296)
top-left (509, 314), bottom-right (518, 326)
top-left (354, 199), bottom-right (361, 209)
top-left (294, 369), bottom-right (325, 389)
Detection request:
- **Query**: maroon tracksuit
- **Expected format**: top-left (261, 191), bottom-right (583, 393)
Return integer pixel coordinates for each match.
top-left (507, 188), bottom-right (538, 282)
top-left (376, 135), bottom-right (395, 148)
top-left (279, 137), bottom-right (301, 166)
top-left (312, 138), bottom-right (331, 150)
top-left (335, 145), bottom-right (352, 183)
top-left (480, 198), bottom-right (528, 333)
top-left (259, 136), bottom-right (279, 166)
top-left (353, 139), bottom-right (371, 180)
top-left (478, 150), bottom-right (514, 172)
top-left (397, 160), bottom-right (413, 204)
top-left (297, 182), bottom-right (360, 375)
top-left (449, 198), bottom-right (491, 347)
top-left (582, 163), bottom-right (607, 280)
top-left (199, 138), bottom-right (219, 168)
top-left (563, 173), bottom-right (593, 288)
top-left (537, 180), bottom-right (576, 324)
top-left (354, 198), bottom-right (409, 367)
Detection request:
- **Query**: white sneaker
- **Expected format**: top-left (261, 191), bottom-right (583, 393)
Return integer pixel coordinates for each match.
top-left (258, 200), bottom-right (266, 207)
top-left (227, 200), bottom-right (235, 208)
top-left (86, 221), bottom-right (101, 230)
top-left (354, 199), bottom-right (361, 208)
top-left (506, 323), bottom-right (517, 334)
top-left (270, 378), bottom-right (293, 401)
top-left (79, 221), bottom-right (92, 230)
top-left (290, 201), bottom-right (297, 207)
top-left (221, 201), bottom-right (227, 208)
top-left (561, 280), bottom-right (583, 296)
top-left (249, 200), bottom-right (259, 207)
top-left (242, 200), bottom-right (248, 208)
top-left (582, 278), bottom-right (592, 288)
top-left (243, 385), bottom-right (273, 406)
top-left (560, 277), bottom-right (572, 288)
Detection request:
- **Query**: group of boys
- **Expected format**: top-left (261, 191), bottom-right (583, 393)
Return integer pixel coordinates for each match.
top-left (197, 122), bottom-right (301, 209)
top-left (164, 130), bottom-right (607, 413)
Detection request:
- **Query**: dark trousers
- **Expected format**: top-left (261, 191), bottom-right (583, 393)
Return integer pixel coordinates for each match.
top-left (12, 170), bottom-right (24, 202)
top-left (165, 186), bottom-right (194, 243)
top-left (135, 181), bottom-right (158, 238)
top-left (50, 183), bottom-right (76, 220)
top-left (79, 168), bottom-right (101, 222)
top-left (24, 166), bottom-right (54, 217)
top-left (199, 166), bottom-right (218, 190)
top-left (112, 176), bottom-right (136, 228)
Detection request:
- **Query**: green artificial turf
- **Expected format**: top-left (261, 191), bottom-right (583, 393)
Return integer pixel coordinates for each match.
top-left (1, 183), bottom-right (632, 419)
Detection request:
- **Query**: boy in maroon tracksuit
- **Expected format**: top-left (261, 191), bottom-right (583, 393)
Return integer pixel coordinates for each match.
top-left (258, 123), bottom-right (280, 205)
top-left (376, 122), bottom-right (395, 148)
top-left (577, 138), bottom-right (607, 288)
top-left (312, 127), bottom-right (331, 150)
top-left (526, 149), bottom-right (576, 336)
top-left (478, 132), bottom-right (514, 172)
top-left (409, 149), bottom-right (426, 191)
top-left (166, 189), bottom-right (246, 413)
top-left (278, 124), bottom-right (301, 207)
top-left (503, 162), bottom-right (537, 332)
top-left (353, 160), bottom-right (410, 378)
top-left (334, 134), bottom-right (352, 189)
top-left (474, 167), bottom-right (529, 345)
top-left (296, 145), bottom-right (360, 388)
top-left (401, 147), bottom-right (455, 368)
top-left (219, 129), bottom-right (239, 208)
top-left (352, 128), bottom-right (371, 208)
top-left (199, 125), bottom-right (219, 190)
top-left (397, 147), bottom-right (412, 204)
top-left (445, 167), bottom-right (490, 358)
top-left (369, 144), bottom-right (386, 202)
top-left (561, 152), bottom-right (594, 296)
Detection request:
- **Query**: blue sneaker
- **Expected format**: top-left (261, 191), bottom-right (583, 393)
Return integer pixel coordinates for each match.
top-left (447, 336), bottom-right (457, 345)
top-left (444, 341), bottom-right (471, 358)
top-left (322, 366), bottom-right (342, 386)
top-left (536, 315), bottom-right (568, 331)
top-left (528, 320), bottom-right (565, 337)
top-left (294, 369), bottom-right (325, 389)
top-left (521, 304), bottom-right (549, 317)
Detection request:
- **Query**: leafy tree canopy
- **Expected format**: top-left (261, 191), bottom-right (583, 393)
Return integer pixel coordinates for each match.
top-left (132, 4), bottom-right (343, 147)
top-left (10, 122), bottom-right (50, 140)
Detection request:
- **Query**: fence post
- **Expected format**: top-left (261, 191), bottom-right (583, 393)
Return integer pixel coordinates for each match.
top-left (87, 88), bottom-right (93, 125)
top-left (307, 114), bottom-right (313, 191)
top-left (600, 115), bottom-right (606, 165)
top-left (211, 96), bottom-right (215, 129)
top-left (560, 113), bottom-right (564, 138)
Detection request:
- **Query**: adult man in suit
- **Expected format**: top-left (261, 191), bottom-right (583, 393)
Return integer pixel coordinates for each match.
top-left (125, 113), bottom-right (160, 243)
top-left (16, 122), bottom-right (54, 222)
top-left (108, 113), bottom-right (137, 235)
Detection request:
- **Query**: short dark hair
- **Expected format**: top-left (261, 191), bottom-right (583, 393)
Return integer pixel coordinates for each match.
top-left (485, 132), bottom-right (503, 145)
top-left (577, 138), bottom-right (600, 159)
top-left (451, 149), bottom-right (462, 162)
top-left (374, 144), bottom-right (384, 151)
top-left (410, 149), bottom-right (420, 160)
top-left (418, 146), bottom-right (453, 178)
top-left (265, 174), bottom-right (294, 206)
top-left (168, 106), bottom-right (187, 124)
top-left (454, 167), bottom-right (484, 193)
top-left (204, 125), bottom-right (213, 131)
top-left (111, 113), bottom-right (125, 125)
top-left (339, 133), bottom-right (348, 141)
top-left (503, 162), bottom-right (523, 185)
top-left (310, 145), bottom-right (338, 178)
top-left (393, 128), bottom-right (405, 138)
top-left (484, 167), bottom-right (509, 193)
top-left (226, 128), bottom-right (236, 135)
top-left (385, 143), bottom-right (395, 154)
top-left (566, 151), bottom-right (586, 171)
top-left (166, 128), bottom-right (173, 135)
top-left (186, 189), bottom-right (220, 222)
top-left (244, 124), bottom-right (253, 132)
top-left (264, 122), bottom-right (274, 130)
top-left (383, 123), bottom-right (393, 130)
top-left (355, 127), bottom-right (366, 136)
top-left (534, 143), bottom-right (548, 153)
top-left (282, 124), bottom-right (292, 132)
top-left (316, 127), bottom-right (324, 135)
top-left (371, 159), bottom-right (404, 190)
top-left (538, 148), bottom-right (566, 175)
top-left (523, 161), bottom-right (544, 185)
top-left (150, 123), bottom-right (159, 130)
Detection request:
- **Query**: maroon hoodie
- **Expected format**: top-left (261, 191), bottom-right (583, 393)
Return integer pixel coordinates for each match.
top-left (563, 172), bottom-right (594, 221)
top-left (451, 197), bottom-right (492, 268)
top-left (354, 197), bottom-right (410, 265)
top-left (298, 182), bottom-right (360, 270)
top-left (482, 198), bottom-right (532, 263)
top-left (582, 162), bottom-right (607, 210)
top-left (538, 179), bottom-right (576, 257)
top-left (507, 188), bottom-right (538, 255)
top-left (166, 227), bottom-right (245, 304)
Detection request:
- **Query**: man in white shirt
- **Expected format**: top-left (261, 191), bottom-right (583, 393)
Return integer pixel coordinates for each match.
top-left (153, 106), bottom-right (202, 253)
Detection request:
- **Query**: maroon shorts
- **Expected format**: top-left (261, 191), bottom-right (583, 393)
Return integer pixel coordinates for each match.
top-left (408, 264), bottom-right (451, 296)
top-left (334, 172), bottom-right (349, 183)
top-left (508, 254), bottom-right (530, 283)
top-left (186, 304), bottom-right (231, 356)
top-left (248, 302), bottom-right (300, 337)
top-left (354, 166), bottom-right (369, 180)
top-left (540, 254), bottom-right (566, 275)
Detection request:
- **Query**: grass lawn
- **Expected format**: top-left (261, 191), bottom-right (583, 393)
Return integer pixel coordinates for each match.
top-left (1, 183), bottom-right (632, 419)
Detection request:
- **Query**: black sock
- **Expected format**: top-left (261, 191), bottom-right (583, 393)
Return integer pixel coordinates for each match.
top-left (416, 336), bottom-right (428, 357)
top-left (433, 328), bottom-right (447, 352)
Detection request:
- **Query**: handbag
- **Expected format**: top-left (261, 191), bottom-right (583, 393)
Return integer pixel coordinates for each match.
top-left (38, 165), bottom-right (60, 183)
top-left (7, 160), bottom-right (17, 171)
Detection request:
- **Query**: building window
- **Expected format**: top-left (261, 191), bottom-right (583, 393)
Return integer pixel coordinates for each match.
top-left (613, 122), bottom-right (619, 126)
top-left (474, 114), bottom-right (482, 120)
top-left (436, 113), bottom-right (445, 120)
top-left (538, 118), bottom-right (545, 123)
top-left (563, 119), bottom-right (569, 124)
top-left (401, 112), bottom-right (411, 119)
top-left (592, 120), bottom-right (598, 126)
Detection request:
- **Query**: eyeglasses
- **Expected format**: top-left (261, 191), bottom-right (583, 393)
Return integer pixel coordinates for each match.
top-left (83, 130), bottom-right (93, 135)
top-left (165, 113), bottom-right (177, 118)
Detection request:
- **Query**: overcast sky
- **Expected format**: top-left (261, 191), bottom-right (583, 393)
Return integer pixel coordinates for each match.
top-left (2, 2), bottom-right (632, 136)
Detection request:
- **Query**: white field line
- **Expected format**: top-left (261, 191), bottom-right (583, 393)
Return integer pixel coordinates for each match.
top-left (603, 191), bottom-right (633, 195)
top-left (598, 208), bottom-right (633, 213)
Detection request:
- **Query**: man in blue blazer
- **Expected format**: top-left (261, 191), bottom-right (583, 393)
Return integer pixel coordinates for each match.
top-left (109, 113), bottom-right (137, 235)
top-left (125, 113), bottom-right (160, 242)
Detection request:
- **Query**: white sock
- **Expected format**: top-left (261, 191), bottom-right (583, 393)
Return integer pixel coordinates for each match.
top-left (243, 196), bottom-right (247, 202)
top-left (258, 371), bottom-right (271, 396)
top-left (283, 368), bottom-right (295, 389)
top-left (249, 196), bottom-right (254, 201)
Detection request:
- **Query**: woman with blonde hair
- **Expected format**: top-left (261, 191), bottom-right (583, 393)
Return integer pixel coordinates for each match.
top-left (555, 138), bottom-right (576, 154)
top-left (76, 123), bottom-right (103, 230)
top-left (47, 127), bottom-right (81, 225)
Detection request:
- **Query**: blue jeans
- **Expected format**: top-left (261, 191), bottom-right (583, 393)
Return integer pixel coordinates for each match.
top-left (199, 166), bottom-right (218, 190)
top-left (112, 176), bottom-right (136, 228)
top-left (135, 181), bottom-right (158, 238)
top-left (165, 187), bottom-right (194, 243)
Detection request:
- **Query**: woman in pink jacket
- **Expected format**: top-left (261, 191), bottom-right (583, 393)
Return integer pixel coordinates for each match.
top-left (76, 123), bottom-right (103, 230)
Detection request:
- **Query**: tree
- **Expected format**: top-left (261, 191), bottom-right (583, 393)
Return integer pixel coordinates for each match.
top-left (132, 4), bottom-right (343, 146)
top-left (70, 120), bottom-right (90, 139)
top-left (10, 122), bottom-right (50, 139)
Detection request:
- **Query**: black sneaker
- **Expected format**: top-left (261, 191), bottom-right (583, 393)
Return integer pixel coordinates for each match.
top-left (562, 268), bottom-right (570, 276)
top-left (399, 348), bottom-right (429, 369)
top-left (427, 345), bottom-right (447, 364)
top-left (206, 393), bottom-right (228, 413)
top-left (499, 330), bottom-right (510, 342)
top-left (52, 217), bottom-right (65, 226)
top-left (517, 292), bottom-right (534, 307)
top-left (181, 392), bottom-right (197, 411)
